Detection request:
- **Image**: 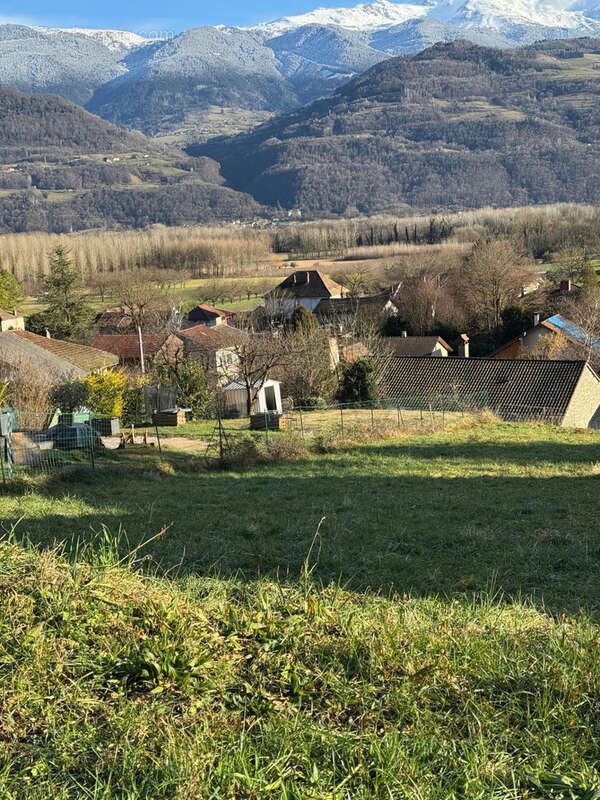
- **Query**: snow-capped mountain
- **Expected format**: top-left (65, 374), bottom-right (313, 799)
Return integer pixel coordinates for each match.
top-left (0, 0), bottom-right (599, 137)
top-left (250, 0), bottom-right (600, 35)
top-left (251, 0), bottom-right (430, 37)
top-left (54, 28), bottom-right (151, 53)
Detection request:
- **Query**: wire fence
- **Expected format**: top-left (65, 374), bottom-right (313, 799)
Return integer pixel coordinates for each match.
top-left (1, 391), bottom-right (568, 479)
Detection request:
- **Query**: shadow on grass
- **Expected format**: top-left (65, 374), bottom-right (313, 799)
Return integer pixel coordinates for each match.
top-left (2, 438), bottom-right (600, 619)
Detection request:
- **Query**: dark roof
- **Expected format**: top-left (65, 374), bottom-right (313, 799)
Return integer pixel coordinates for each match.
top-left (13, 330), bottom-right (118, 372)
top-left (380, 357), bottom-right (593, 421)
top-left (267, 270), bottom-right (344, 300)
top-left (315, 294), bottom-right (396, 316)
top-left (382, 336), bottom-right (453, 356)
top-left (92, 334), bottom-right (173, 360)
top-left (177, 324), bottom-right (245, 349)
top-left (187, 304), bottom-right (232, 324)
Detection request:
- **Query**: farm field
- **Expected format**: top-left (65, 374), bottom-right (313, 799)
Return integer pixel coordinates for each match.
top-left (1, 418), bottom-right (600, 798)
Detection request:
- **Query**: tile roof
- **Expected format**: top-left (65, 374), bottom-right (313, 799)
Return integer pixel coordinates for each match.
top-left (380, 356), bottom-right (592, 422)
top-left (267, 270), bottom-right (345, 300)
top-left (382, 336), bottom-right (453, 356)
top-left (0, 330), bottom-right (84, 380)
top-left (13, 330), bottom-right (118, 372)
top-left (178, 324), bottom-right (246, 349)
top-left (92, 334), bottom-right (172, 360)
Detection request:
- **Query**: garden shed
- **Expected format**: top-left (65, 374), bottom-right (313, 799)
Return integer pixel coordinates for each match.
top-left (223, 379), bottom-right (282, 417)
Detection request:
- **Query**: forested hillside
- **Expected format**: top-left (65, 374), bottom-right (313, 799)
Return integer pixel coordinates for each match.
top-left (193, 38), bottom-right (600, 215)
top-left (0, 87), bottom-right (262, 232)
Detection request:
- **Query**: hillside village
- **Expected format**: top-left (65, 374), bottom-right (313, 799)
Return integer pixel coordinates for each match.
top-left (3, 8), bottom-right (600, 791)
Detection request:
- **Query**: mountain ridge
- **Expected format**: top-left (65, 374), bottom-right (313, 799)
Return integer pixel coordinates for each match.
top-left (1, 0), bottom-right (600, 137)
top-left (190, 37), bottom-right (600, 215)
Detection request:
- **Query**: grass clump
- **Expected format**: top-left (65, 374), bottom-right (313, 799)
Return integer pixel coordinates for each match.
top-left (0, 536), bottom-right (600, 798)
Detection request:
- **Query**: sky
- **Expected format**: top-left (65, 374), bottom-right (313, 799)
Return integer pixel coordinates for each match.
top-left (0, 0), bottom-right (341, 31)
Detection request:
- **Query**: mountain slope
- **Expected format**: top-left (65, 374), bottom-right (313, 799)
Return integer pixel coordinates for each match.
top-left (2, 0), bottom-right (600, 139)
top-left (191, 38), bottom-right (600, 214)
top-left (0, 87), bottom-right (262, 233)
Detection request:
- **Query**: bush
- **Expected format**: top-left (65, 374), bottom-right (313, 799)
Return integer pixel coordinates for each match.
top-left (220, 434), bottom-right (264, 470)
top-left (266, 431), bottom-right (307, 461)
top-left (50, 378), bottom-right (88, 413)
top-left (151, 360), bottom-right (210, 419)
top-left (122, 376), bottom-right (149, 426)
top-left (338, 358), bottom-right (378, 406)
top-left (83, 371), bottom-right (126, 418)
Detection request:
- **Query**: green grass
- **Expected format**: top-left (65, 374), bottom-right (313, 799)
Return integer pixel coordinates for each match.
top-left (2, 419), bottom-right (600, 797)
top-left (2, 418), bottom-right (600, 614)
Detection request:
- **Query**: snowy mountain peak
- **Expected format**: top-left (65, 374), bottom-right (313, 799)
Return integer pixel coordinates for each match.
top-left (250, 0), bottom-right (430, 37)
top-left (250, 0), bottom-right (600, 38)
top-left (33, 26), bottom-right (151, 53)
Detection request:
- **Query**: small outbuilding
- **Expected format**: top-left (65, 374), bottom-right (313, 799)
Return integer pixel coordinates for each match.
top-left (222, 378), bottom-right (283, 417)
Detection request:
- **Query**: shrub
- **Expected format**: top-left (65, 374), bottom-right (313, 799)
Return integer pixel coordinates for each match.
top-left (338, 357), bottom-right (378, 405)
top-left (50, 378), bottom-right (88, 413)
top-left (83, 370), bottom-right (126, 418)
top-left (266, 431), bottom-right (307, 461)
top-left (122, 376), bottom-right (149, 426)
top-left (220, 434), bottom-right (264, 469)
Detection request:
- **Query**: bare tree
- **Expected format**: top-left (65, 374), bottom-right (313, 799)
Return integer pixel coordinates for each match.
top-left (231, 329), bottom-right (286, 416)
top-left (459, 239), bottom-right (536, 334)
top-left (114, 271), bottom-right (175, 373)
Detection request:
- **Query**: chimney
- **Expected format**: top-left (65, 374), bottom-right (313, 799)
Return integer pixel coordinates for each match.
top-left (401, 330), bottom-right (408, 338)
top-left (533, 312), bottom-right (540, 327)
top-left (459, 333), bottom-right (470, 358)
top-left (13, 309), bottom-right (17, 317)
top-left (44, 327), bottom-right (51, 339)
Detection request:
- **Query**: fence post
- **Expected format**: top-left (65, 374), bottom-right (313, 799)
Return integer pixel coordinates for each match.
top-left (264, 411), bottom-right (269, 446)
top-left (299, 408), bottom-right (304, 438)
top-left (340, 405), bottom-right (344, 439)
top-left (5, 415), bottom-right (13, 482)
top-left (370, 406), bottom-right (375, 430)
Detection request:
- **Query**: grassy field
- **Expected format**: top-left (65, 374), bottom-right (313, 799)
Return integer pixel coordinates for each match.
top-left (2, 418), bottom-right (600, 798)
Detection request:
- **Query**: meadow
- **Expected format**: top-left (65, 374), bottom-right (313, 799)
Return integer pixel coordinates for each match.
top-left (2, 418), bottom-right (600, 798)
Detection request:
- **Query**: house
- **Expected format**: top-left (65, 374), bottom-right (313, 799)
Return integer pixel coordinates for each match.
top-left (0, 329), bottom-right (118, 380)
top-left (265, 270), bottom-right (344, 318)
top-left (0, 309), bottom-right (25, 332)
top-left (176, 324), bottom-right (245, 383)
top-left (223, 378), bottom-right (283, 417)
top-left (184, 304), bottom-right (232, 328)
top-left (379, 356), bottom-right (600, 427)
top-left (314, 292), bottom-right (399, 327)
top-left (91, 333), bottom-right (182, 368)
top-left (382, 335), bottom-right (453, 358)
top-left (493, 314), bottom-right (600, 359)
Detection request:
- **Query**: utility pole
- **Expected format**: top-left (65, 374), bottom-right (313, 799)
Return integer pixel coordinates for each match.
top-left (137, 324), bottom-right (145, 374)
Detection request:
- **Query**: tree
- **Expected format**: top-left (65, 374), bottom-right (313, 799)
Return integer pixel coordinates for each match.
top-left (114, 271), bottom-right (174, 373)
top-left (0, 270), bottom-right (24, 310)
top-left (460, 239), bottom-right (535, 336)
top-left (32, 246), bottom-right (89, 340)
top-left (554, 246), bottom-right (586, 285)
top-left (233, 330), bottom-right (286, 416)
top-left (151, 358), bottom-right (210, 418)
top-left (290, 305), bottom-right (318, 332)
top-left (338, 358), bottom-right (378, 406)
top-left (581, 261), bottom-right (598, 294)
top-left (280, 320), bottom-right (337, 406)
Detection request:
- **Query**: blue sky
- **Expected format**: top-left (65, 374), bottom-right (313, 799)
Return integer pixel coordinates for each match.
top-left (0, 0), bottom-right (334, 31)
